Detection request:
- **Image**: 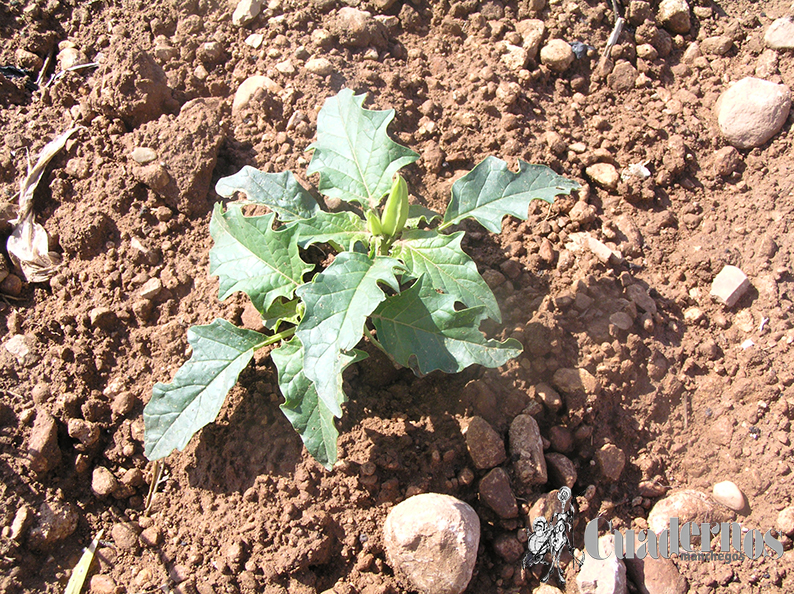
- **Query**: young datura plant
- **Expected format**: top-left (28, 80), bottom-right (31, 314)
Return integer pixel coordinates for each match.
top-left (143, 89), bottom-right (579, 469)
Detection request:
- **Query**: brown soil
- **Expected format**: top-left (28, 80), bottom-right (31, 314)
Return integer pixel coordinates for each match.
top-left (1, 0), bottom-right (793, 593)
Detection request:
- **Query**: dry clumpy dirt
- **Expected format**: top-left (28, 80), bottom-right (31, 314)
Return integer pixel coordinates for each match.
top-left (0, 0), bottom-right (793, 593)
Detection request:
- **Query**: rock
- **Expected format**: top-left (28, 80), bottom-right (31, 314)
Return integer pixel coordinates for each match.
top-left (536, 382), bottom-right (563, 412)
top-left (0, 273), bottom-right (22, 296)
top-left (516, 19), bottom-right (545, 60)
top-left (197, 41), bottom-right (223, 64)
top-left (89, 574), bottom-right (117, 594)
top-left (627, 1), bottom-right (652, 25)
top-left (552, 368), bottom-right (599, 396)
top-left (371, 0), bottom-right (397, 10)
top-left (700, 35), bottom-right (732, 56)
top-left (479, 468), bottom-right (518, 518)
top-left (710, 265), bottom-right (750, 308)
top-left (16, 48), bottom-right (43, 70)
top-left (244, 33), bottom-right (264, 48)
top-left (305, 57), bottom-right (334, 76)
top-left (548, 425), bottom-right (573, 453)
top-left (608, 60), bottom-right (638, 92)
top-left (713, 146), bottom-right (741, 177)
top-left (501, 44), bottom-right (528, 70)
top-left (493, 533), bottom-right (524, 562)
top-left (636, 43), bottom-right (658, 60)
top-left (657, 0), bottom-right (691, 34)
top-left (10, 505), bottom-right (32, 541)
top-left (232, 0), bottom-right (263, 27)
top-left (5, 334), bottom-right (30, 361)
top-left (545, 453), bottom-right (577, 488)
top-left (58, 47), bottom-right (88, 70)
top-left (112, 521), bottom-right (141, 551)
top-left (89, 307), bottom-right (117, 330)
top-left (577, 534), bottom-right (628, 594)
top-left (92, 467), bottom-right (119, 497)
top-left (776, 506), bottom-right (794, 536)
top-left (134, 163), bottom-right (171, 192)
top-left (140, 526), bottom-right (163, 548)
top-left (715, 78), bottom-right (791, 149)
top-left (765, 16), bottom-right (794, 49)
top-left (626, 284), bottom-right (656, 314)
top-left (139, 277), bottom-right (162, 300)
top-left (535, 586), bottom-right (564, 594)
top-left (569, 201), bottom-right (597, 226)
top-left (540, 39), bottom-right (575, 72)
top-left (232, 75), bottom-right (281, 115)
top-left (712, 481), bottom-right (746, 511)
top-left (610, 312), bottom-right (633, 331)
top-left (625, 532), bottom-right (687, 594)
top-left (28, 501), bottom-right (79, 550)
top-left (639, 480), bottom-right (668, 498)
top-left (586, 163), bottom-right (620, 191)
top-left (28, 411), bottom-right (61, 473)
top-left (596, 444), bottom-right (626, 481)
top-left (331, 7), bottom-right (388, 49)
top-left (68, 418), bottom-right (100, 449)
top-left (383, 493), bottom-right (479, 594)
top-left (509, 414), bottom-right (547, 486)
top-left (538, 238), bottom-right (557, 264)
top-left (464, 416), bottom-right (506, 469)
top-left (647, 490), bottom-right (719, 534)
top-left (683, 307), bottom-right (704, 324)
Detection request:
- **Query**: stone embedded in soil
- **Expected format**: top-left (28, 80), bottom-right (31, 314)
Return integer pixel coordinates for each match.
top-left (713, 146), bottom-right (741, 178)
top-left (540, 39), bottom-right (575, 72)
top-left (536, 382), bottom-right (563, 412)
top-left (501, 44), bottom-right (528, 71)
top-left (493, 533), bottom-right (524, 562)
top-left (139, 526), bottom-right (163, 548)
top-left (138, 277), bottom-right (162, 300)
top-left (765, 16), bottom-right (794, 49)
top-left (479, 467), bottom-right (518, 518)
top-left (535, 585), bottom-right (564, 594)
top-left (92, 467), bottom-right (119, 497)
top-left (609, 311), bottom-right (633, 331)
top-left (10, 505), bottom-right (32, 541)
top-left (712, 481), bottom-right (746, 512)
top-left (552, 367), bottom-right (599, 396)
top-left (89, 307), bottom-right (117, 330)
top-left (88, 42), bottom-right (171, 129)
top-left (464, 416), bottom-right (506, 469)
top-left (715, 77), bottom-right (791, 149)
top-left (700, 35), bottom-right (732, 56)
top-left (776, 506), bottom-right (794, 536)
top-left (112, 521), bottom-right (141, 551)
top-left (131, 147), bottom-right (157, 164)
top-left (647, 490), bottom-right (722, 534)
top-left (608, 60), bottom-right (638, 92)
top-left (89, 574), bottom-right (117, 594)
top-left (232, 75), bottom-right (281, 115)
top-left (596, 444), bottom-right (626, 481)
top-left (28, 410), bottom-right (61, 473)
top-left (639, 480), bottom-right (668, 498)
top-left (305, 57), bottom-right (334, 76)
top-left (232, 0), bottom-right (263, 27)
top-left (28, 501), bottom-right (78, 550)
top-left (516, 19), bottom-right (545, 60)
top-left (545, 452), bottom-right (577, 488)
top-left (331, 7), bottom-right (388, 49)
top-left (625, 532), bottom-right (687, 594)
top-left (626, 284), bottom-right (657, 314)
top-left (586, 163), bottom-right (620, 191)
top-left (657, 0), bottom-right (691, 34)
top-left (710, 265), bottom-right (750, 308)
top-left (383, 493), bottom-right (479, 594)
top-left (57, 47), bottom-right (88, 70)
top-left (509, 414), bottom-right (548, 486)
top-left (576, 534), bottom-right (628, 594)
top-left (68, 418), bottom-right (100, 448)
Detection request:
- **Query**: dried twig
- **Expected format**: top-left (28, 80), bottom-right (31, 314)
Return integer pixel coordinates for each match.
top-left (144, 460), bottom-right (166, 516)
top-left (595, 0), bottom-right (625, 79)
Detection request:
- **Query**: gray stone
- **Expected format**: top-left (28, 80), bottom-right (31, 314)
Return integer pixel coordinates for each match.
top-left (383, 493), bottom-right (479, 594)
top-left (626, 284), bottom-right (657, 314)
top-left (657, 0), bottom-right (691, 34)
top-left (710, 265), bottom-right (750, 308)
top-left (700, 35), bottom-right (732, 56)
top-left (28, 411), bottom-right (61, 473)
top-left (765, 16), bottom-right (794, 49)
top-left (464, 416), bottom-right (506, 469)
top-left (131, 147), bottom-right (157, 164)
top-left (479, 468), bottom-right (518, 518)
top-left (577, 534), bottom-right (628, 594)
top-left (232, 75), bottom-right (282, 115)
top-left (715, 77), bottom-right (791, 149)
top-left (509, 414), bottom-right (547, 486)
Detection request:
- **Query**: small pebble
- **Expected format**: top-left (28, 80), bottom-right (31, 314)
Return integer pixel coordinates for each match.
top-left (540, 39), bottom-right (575, 72)
top-left (712, 481), bottom-right (746, 511)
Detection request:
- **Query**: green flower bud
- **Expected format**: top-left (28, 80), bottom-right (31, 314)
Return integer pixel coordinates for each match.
top-left (380, 174), bottom-right (409, 238)
top-left (366, 209), bottom-right (383, 236)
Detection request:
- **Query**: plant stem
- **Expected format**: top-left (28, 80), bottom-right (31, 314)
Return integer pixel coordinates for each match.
top-left (257, 327), bottom-right (295, 349)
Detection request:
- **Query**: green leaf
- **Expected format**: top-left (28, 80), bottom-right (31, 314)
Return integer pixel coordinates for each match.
top-left (307, 88), bottom-right (420, 209)
top-left (371, 276), bottom-right (522, 376)
top-left (261, 298), bottom-right (302, 331)
top-left (296, 252), bottom-right (402, 416)
top-left (292, 211), bottom-right (370, 251)
top-left (441, 157), bottom-right (580, 233)
top-left (393, 229), bottom-right (501, 322)
top-left (210, 204), bottom-right (313, 314)
top-left (272, 337), bottom-right (366, 469)
top-left (405, 204), bottom-right (441, 228)
top-left (215, 166), bottom-right (320, 221)
top-left (144, 319), bottom-right (268, 460)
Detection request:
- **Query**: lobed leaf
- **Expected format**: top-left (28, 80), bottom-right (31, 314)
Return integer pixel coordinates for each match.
top-left (371, 276), bottom-right (522, 376)
top-left (272, 337), bottom-right (366, 469)
top-left (405, 204), bottom-right (442, 228)
top-left (292, 210), bottom-right (370, 251)
top-left (209, 204), bottom-right (313, 314)
top-left (215, 166), bottom-right (320, 222)
top-left (307, 88), bottom-right (419, 209)
top-left (296, 252), bottom-right (403, 416)
top-left (261, 298), bottom-right (302, 331)
top-left (441, 157), bottom-right (580, 233)
top-left (144, 319), bottom-right (269, 460)
top-left (393, 229), bottom-right (501, 322)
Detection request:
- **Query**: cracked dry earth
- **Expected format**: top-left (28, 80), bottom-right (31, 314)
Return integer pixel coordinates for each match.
top-left (1, 0), bottom-right (794, 593)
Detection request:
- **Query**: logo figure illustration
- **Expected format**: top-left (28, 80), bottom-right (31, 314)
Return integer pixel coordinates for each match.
top-left (522, 486), bottom-right (584, 586)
